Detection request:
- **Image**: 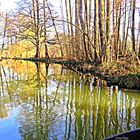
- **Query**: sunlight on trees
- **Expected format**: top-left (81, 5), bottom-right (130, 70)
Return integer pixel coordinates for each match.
top-left (0, 0), bottom-right (139, 63)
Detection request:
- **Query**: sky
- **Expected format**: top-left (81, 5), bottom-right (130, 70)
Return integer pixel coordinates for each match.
top-left (0, 0), bottom-right (17, 11)
top-left (0, 0), bottom-right (139, 32)
top-left (0, 0), bottom-right (60, 11)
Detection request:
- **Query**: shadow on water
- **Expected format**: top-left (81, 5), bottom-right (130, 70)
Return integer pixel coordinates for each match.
top-left (0, 60), bottom-right (140, 140)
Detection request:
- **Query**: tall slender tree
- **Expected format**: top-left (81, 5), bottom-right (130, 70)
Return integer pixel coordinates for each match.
top-left (84, 0), bottom-right (92, 60)
top-left (75, 0), bottom-right (80, 59)
top-left (2, 12), bottom-right (8, 49)
top-left (131, 0), bottom-right (136, 54)
top-left (122, 0), bottom-right (127, 52)
top-left (98, 0), bottom-right (106, 62)
top-left (43, 0), bottom-right (49, 58)
top-left (65, 0), bottom-right (70, 58)
top-left (116, 0), bottom-right (122, 60)
top-left (106, 0), bottom-right (111, 61)
top-left (94, 0), bottom-right (99, 62)
top-left (124, 1), bottom-right (132, 51)
top-left (32, 0), bottom-right (40, 58)
top-left (79, 0), bottom-right (90, 60)
top-left (35, 0), bottom-right (40, 58)
top-left (68, 0), bottom-right (74, 57)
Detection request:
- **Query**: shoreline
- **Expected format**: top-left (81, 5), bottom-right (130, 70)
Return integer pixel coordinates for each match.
top-left (1, 57), bottom-right (140, 90)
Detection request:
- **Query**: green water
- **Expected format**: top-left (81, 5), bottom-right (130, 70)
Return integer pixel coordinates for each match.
top-left (0, 60), bottom-right (140, 140)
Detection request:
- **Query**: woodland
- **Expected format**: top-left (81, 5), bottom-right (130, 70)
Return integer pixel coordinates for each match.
top-left (0, 0), bottom-right (140, 89)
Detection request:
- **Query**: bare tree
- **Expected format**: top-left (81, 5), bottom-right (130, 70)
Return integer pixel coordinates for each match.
top-left (94, 0), bottom-right (99, 62)
top-left (106, 0), bottom-right (111, 61)
top-left (1, 12), bottom-right (8, 49)
top-left (131, 0), bottom-right (136, 54)
top-left (75, 0), bottom-right (80, 59)
top-left (35, 0), bottom-right (40, 58)
top-left (98, 0), bottom-right (106, 62)
top-left (43, 0), bottom-right (49, 58)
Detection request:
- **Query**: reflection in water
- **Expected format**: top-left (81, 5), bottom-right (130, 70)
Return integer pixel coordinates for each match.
top-left (0, 60), bottom-right (140, 140)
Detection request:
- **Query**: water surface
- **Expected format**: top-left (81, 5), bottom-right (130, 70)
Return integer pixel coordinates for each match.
top-left (0, 60), bottom-right (140, 140)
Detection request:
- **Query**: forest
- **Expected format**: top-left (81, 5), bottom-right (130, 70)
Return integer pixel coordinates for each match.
top-left (0, 0), bottom-right (140, 88)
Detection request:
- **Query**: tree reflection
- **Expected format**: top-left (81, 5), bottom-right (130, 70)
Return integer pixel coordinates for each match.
top-left (0, 60), bottom-right (140, 140)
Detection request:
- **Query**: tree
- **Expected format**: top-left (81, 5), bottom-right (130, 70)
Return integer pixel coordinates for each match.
top-left (124, 1), bottom-right (132, 52)
top-left (94, 0), bottom-right (99, 62)
top-left (1, 12), bottom-right (8, 49)
top-left (84, 0), bottom-right (92, 61)
top-left (75, 0), bottom-right (80, 59)
top-left (106, 0), bottom-right (111, 61)
top-left (43, 0), bottom-right (49, 58)
top-left (122, 0), bottom-right (127, 52)
top-left (64, 0), bottom-right (71, 58)
top-left (68, 0), bottom-right (74, 58)
top-left (47, 3), bottom-right (64, 57)
top-left (1, 0), bottom-right (139, 64)
top-left (34, 0), bottom-right (40, 58)
top-left (98, 0), bottom-right (106, 62)
top-left (79, 0), bottom-right (89, 60)
top-left (5, 0), bottom-right (58, 58)
top-left (131, 0), bottom-right (136, 54)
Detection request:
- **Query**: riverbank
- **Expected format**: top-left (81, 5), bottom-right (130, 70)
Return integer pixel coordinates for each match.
top-left (1, 57), bottom-right (140, 90)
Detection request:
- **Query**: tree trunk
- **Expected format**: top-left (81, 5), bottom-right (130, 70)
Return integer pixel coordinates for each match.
top-left (43, 0), bottom-right (49, 58)
top-left (124, 1), bottom-right (132, 51)
top-left (68, 0), bottom-right (74, 58)
top-left (122, 0), bottom-right (127, 52)
top-left (116, 0), bottom-right (122, 61)
top-left (98, 0), bottom-right (106, 62)
top-left (79, 0), bottom-right (89, 60)
top-left (84, 0), bottom-right (92, 61)
top-left (131, 0), bottom-right (136, 54)
top-left (65, 0), bottom-right (70, 58)
top-left (113, 0), bottom-right (118, 60)
top-left (35, 0), bottom-right (40, 58)
top-left (32, 0), bottom-right (40, 58)
top-left (75, 0), bottom-right (80, 59)
top-left (106, 0), bottom-right (111, 61)
top-left (94, 0), bottom-right (99, 62)
top-left (68, 0), bottom-right (73, 37)
top-left (61, 0), bottom-right (67, 57)
top-left (2, 12), bottom-right (8, 49)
